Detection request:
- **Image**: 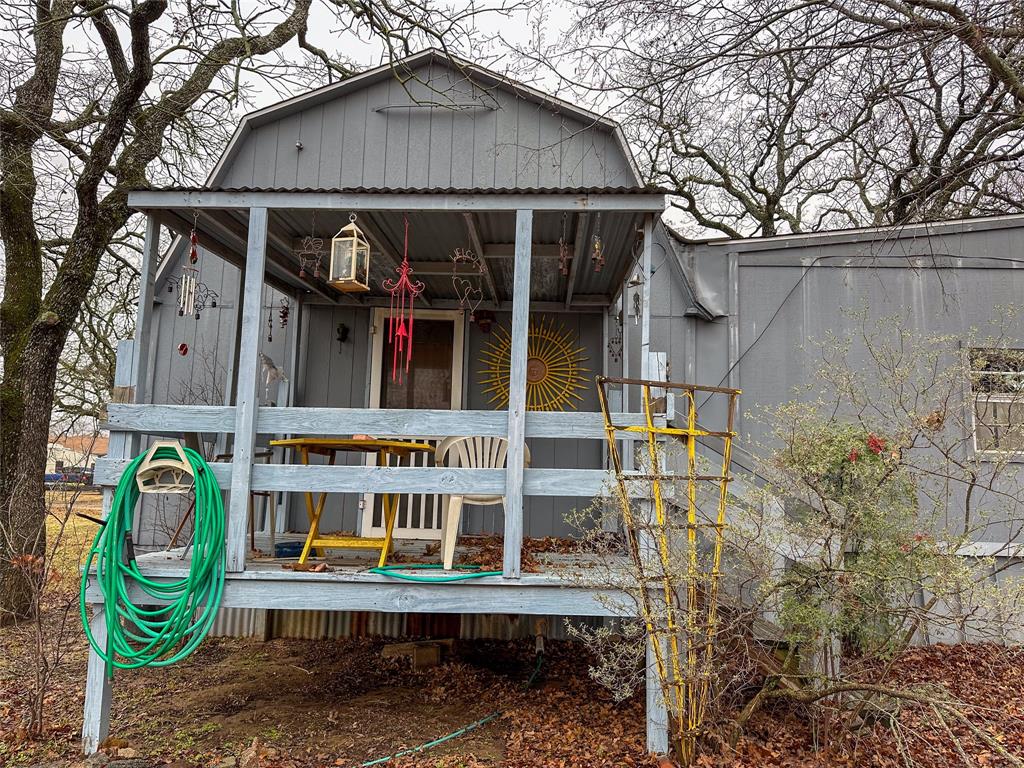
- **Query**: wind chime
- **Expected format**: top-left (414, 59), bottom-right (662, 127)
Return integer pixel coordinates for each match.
top-left (382, 215), bottom-right (424, 382)
top-left (558, 213), bottom-right (572, 276)
top-left (266, 297), bottom-right (290, 342)
top-left (591, 212), bottom-right (604, 273)
top-left (629, 269), bottom-right (644, 326)
top-left (167, 212), bottom-right (219, 356)
top-left (451, 247), bottom-right (485, 322)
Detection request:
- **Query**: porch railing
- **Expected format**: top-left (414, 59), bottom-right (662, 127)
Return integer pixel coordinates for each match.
top-left (96, 403), bottom-right (656, 577)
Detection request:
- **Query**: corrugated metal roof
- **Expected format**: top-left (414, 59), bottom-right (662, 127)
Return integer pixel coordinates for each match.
top-left (145, 185), bottom-right (669, 196)
top-left (190, 204), bottom-right (647, 305)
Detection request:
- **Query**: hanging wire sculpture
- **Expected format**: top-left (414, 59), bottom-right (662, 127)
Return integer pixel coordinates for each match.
top-left (166, 213), bottom-right (219, 359)
top-left (607, 310), bottom-right (623, 363)
top-left (479, 316), bottom-right (589, 411)
top-left (628, 236), bottom-right (645, 325)
top-left (297, 211), bottom-right (324, 279)
top-left (591, 212), bottom-right (604, 273)
top-left (451, 247), bottom-right (485, 321)
top-left (382, 214), bottom-right (425, 382)
top-left (558, 213), bottom-right (572, 276)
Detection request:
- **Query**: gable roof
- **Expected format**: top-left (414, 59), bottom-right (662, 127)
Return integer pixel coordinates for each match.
top-left (204, 48), bottom-right (642, 190)
top-left (153, 48), bottom-right (647, 288)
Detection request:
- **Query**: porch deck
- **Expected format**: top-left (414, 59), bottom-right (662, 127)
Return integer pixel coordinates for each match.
top-left (85, 538), bottom-right (634, 617)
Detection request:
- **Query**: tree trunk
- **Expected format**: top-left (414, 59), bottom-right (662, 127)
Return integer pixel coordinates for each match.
top-left (0, 122), bottom-right (47, 620)
top-left (0, 330), bottom-right (62, 621)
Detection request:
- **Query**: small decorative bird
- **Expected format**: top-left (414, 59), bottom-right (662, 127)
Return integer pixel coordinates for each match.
top-left (259, 353), bottom-right (288, 401)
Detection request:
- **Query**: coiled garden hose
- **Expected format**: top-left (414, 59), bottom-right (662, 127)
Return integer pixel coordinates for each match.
top-left (369, 563), bottom-right (502, 582)
top-left (79, 445), bottom-right (225, 677)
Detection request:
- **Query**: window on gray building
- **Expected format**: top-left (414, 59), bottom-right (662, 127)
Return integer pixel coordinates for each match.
top-left (970, 349), bottom-right (1024, 452)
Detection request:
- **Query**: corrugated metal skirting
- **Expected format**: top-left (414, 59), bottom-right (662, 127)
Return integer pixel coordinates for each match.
top-left (209, 607), bottom-right (603, 641)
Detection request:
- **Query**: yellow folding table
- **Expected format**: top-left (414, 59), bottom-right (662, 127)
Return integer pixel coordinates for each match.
top-left (268, 437), bottom-right (434, 567)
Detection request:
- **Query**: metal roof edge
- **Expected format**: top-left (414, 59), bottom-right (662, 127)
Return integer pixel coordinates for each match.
top-left (679, 212), bottom-right (1024, 253)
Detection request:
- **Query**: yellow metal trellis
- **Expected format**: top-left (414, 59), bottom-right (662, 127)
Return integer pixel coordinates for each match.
top-left (596, 376), bottom-right (739, 765)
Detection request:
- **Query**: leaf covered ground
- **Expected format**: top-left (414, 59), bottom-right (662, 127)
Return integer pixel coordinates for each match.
top-left (1, 493), bottom-right (1021, 767)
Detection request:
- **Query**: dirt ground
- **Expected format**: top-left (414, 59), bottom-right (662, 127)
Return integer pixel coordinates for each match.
top-left (0, 492), bottom-right (652, 768)
top-left (1, 624), bottom-right (650, 767)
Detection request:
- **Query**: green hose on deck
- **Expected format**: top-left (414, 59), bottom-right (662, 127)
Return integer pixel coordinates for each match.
top-left (369, 563), bottom-right (502, 582)
top-left (79, 446), bottom-right (225, 677)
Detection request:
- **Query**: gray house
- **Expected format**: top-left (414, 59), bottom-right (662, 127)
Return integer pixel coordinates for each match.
top-left (87, 49), bottom-right (679, 754)
top-left (86, 48), bottom-right (1024, 755)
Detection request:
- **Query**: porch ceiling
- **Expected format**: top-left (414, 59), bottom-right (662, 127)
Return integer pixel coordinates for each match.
top-left (134, 186), bottom-right (665, 308)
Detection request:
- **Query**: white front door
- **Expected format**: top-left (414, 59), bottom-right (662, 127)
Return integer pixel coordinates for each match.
top-left (362, 308), bottom-right (465, 540)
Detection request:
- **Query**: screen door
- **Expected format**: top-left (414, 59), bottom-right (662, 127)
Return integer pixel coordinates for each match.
top-left (363, 308), bottom-right (464, 539)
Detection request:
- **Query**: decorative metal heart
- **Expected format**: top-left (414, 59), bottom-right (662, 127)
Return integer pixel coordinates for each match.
top-left (453, 276), bottom-right (483, 315)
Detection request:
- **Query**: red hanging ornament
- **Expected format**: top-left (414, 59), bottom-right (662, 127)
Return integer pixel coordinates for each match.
top-left (382, 215), bottom-right (424, 383)
top-left (189, 213), bottom-right (199, 264)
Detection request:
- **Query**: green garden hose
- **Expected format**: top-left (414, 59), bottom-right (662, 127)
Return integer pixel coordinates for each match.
top-left (79, 445), bottom-right (225, 677)
top-left (354, 651), bottom-right (545, 767)
top-left (369, 563), bottom-right (502, 582)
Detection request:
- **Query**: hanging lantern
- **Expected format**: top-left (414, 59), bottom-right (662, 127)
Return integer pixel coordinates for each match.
top-left (328, 213), bottom-right (371, 292)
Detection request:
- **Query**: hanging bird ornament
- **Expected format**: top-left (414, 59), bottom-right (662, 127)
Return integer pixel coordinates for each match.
top-left (591, 213), bottom-right (604, 273)
top-left (558, 213), bottom-right (572, 276)
top-left (382, 215), bottom-right (424, 382)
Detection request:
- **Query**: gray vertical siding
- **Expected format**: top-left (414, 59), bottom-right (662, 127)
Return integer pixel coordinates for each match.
top-left (648, 221), bottom-right (1024, 544)
top-left (218, 60), bottom-right (635, 192)
top-left (462, 311), bottom-right (606, 537)
top-left (284, 304), bottom-right (372, 534)
top-left (138, 244), bottom-right (297, 548)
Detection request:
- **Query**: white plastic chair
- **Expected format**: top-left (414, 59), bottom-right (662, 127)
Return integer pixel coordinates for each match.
top-left (434, 437), bottom-right (531, 570)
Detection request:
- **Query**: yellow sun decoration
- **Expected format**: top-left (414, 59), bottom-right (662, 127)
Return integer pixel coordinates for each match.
top-left (479, 316), bottom-right (589, 411)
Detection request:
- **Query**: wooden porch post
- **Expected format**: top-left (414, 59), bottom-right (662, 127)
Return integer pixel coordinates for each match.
top-left (638, 213), bottom-right (670, 754)
top-left (81, 607), bottom-right (113, 753)
top-left (226, 207), bottom-right (268, 572)
top-left (503, 208), bottom-right (532, 579)
top-left (131, 215), bottom-right (160, 407)
top-left (639, 213), bottom-right (653, 379)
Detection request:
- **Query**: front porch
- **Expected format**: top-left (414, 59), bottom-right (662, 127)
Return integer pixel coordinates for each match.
top-left (99, 188), bottom-right (665, 579)
top-left (87, 187), bottom-right (668, 753)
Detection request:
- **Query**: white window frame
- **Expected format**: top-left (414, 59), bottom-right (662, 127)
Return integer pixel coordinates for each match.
top-left (968, 348), bottom-right (1024, 456)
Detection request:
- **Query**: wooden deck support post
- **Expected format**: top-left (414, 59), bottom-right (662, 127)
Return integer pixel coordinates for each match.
top-left (82, 337), bottom-right (138, 753)
top-left (646, 635), bottom-right (670, 754)
top-left (503, 209), bottom-right (532, 579)
top-left (81, 606), bottom-right (113, 753)
top-left (226, 206), bottom-right (268, 572)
